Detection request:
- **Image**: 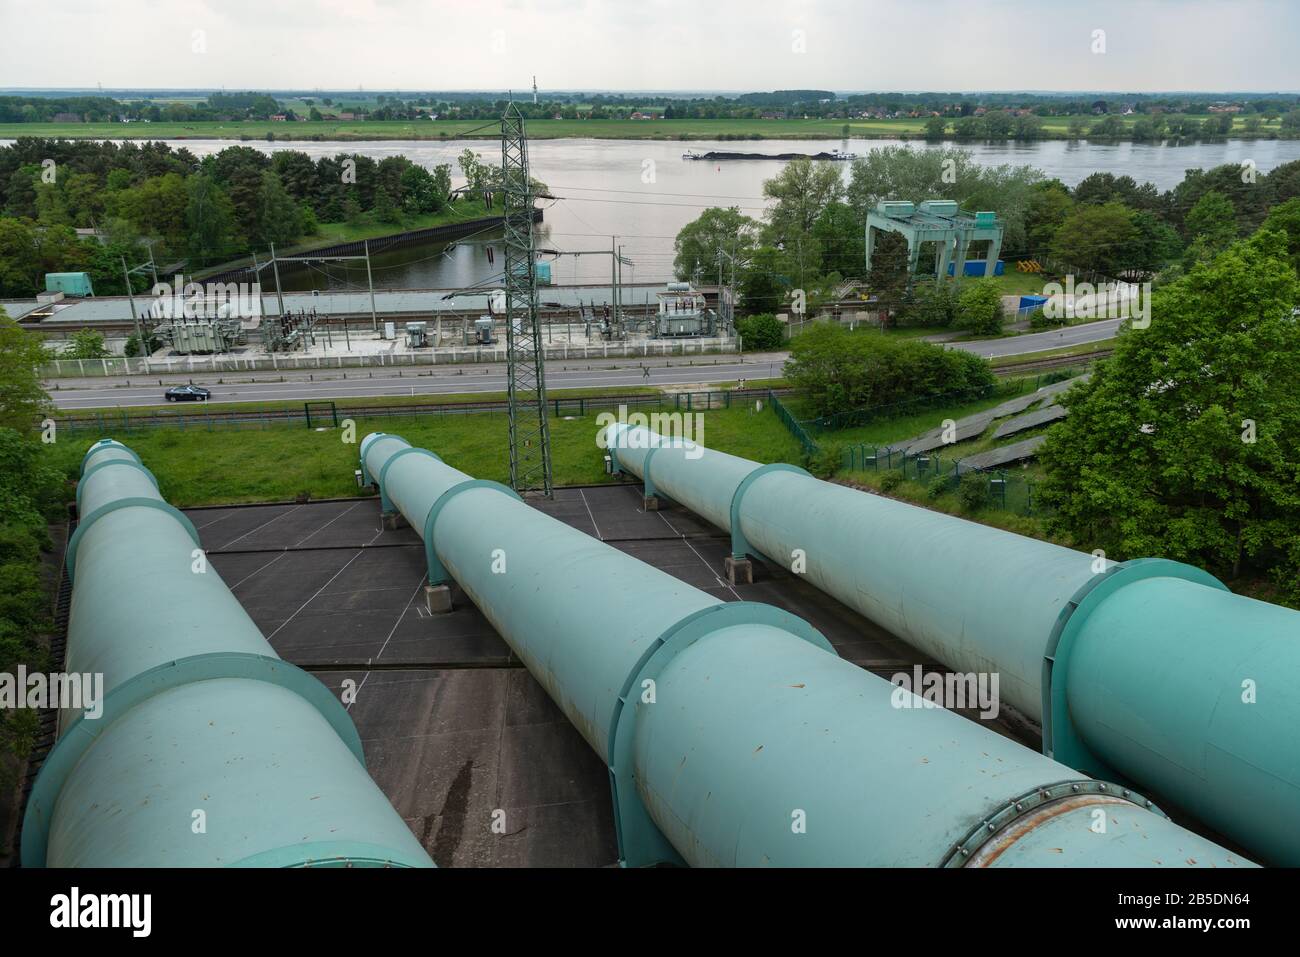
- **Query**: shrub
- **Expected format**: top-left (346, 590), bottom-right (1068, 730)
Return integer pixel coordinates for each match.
top-left (955, 279), bottom-right (1004, 336)
top-left (879, 469), bottom-right (905, 492)
top-left (1028, 307), bottom-right (1063, 329)
top-left (901, 279), bottom-right (962, 328)
top-left (926, 475), bottom-right (951, 500)
top-left (735, 313), bottom-right (785, 351)
top-left (957, 472), bottom-right (990, 511)
top-left (785, 322), bottom-right (996, 418)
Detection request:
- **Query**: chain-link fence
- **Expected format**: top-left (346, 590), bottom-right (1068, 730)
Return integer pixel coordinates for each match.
top-left (841, 443), bottom-right (1044, 515)
top-left (801, 369), bottom-right (1087, 436)
top-left (768, 391), bottom-right (821, 457)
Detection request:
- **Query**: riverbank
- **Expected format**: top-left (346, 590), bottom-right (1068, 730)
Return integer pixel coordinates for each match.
top-left (1, 115), bottom-right (1289, 143)
top-left (192, 199), bottom-right (496, 279)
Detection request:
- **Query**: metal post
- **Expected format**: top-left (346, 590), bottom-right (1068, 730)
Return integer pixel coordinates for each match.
top-left (120, 254), bottom-right (144, 355)
top-left (251, 250), bottom-right (267, 319)
top-left (365, 240), bottom-right (379, 332)
top-left (269, 243), bottom-right (286, 316)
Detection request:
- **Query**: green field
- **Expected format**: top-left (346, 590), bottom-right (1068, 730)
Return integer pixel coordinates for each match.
top-left (43, 404), bottom-right (801, 506)
top-left (0, 115), bottom-right (1285, 143)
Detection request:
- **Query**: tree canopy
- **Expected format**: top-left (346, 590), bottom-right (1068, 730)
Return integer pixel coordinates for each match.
top-left (1039, 229), bottom-right (1300, 599)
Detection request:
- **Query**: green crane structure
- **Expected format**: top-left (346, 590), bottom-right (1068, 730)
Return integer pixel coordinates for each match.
top-left (500, 103), bottom-right (553, 496)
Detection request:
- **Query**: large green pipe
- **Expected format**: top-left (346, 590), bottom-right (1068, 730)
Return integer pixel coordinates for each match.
top-left (22, 439), bottom-right (433, 868)
top-left (362, 431), bottom-right (1249, 867)
top-left (606, 422), bottom-right (1300, 864)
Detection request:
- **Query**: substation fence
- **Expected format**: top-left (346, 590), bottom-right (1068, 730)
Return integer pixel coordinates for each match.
top-left (802, 384), bottom-right (1006, 435)
top-left (40, 337), bottom-right (740, 379)
top-left (763, 377), bottom-right (1075, 516)
top-left (767, 391), bottom-right (822, 457)
top-left (55, 389), bottom-right (765, 435)
top-left (841, 443), bottom-right (1043, 515)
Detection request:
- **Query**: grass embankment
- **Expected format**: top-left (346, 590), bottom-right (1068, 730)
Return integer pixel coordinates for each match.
top-left (0, 116), bottom-right (1283, 142)
top-left (42, 404), bottom-right (800, 507)
top-left (191, 199), bottom-right (495, 278)
top-left (294, 199), bottom-right (494, 250)
top-left (788, 386), bottom-right (1034, 448)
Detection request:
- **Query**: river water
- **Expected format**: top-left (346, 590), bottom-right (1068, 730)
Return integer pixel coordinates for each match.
top-left (24, 136), bottom-right (1300, 288)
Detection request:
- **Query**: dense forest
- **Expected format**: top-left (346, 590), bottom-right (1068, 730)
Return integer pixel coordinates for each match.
top-left (0, 138), bottom-right (499, 297)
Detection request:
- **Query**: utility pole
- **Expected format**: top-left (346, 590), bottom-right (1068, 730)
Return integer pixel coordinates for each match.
top-left (120, 254), bottom-right (145, 361)
top-left (269, 243), bottom-right (286, 316)
top-left (144, 240), bottom-right (160, 286)
top-left (251, 250), bottom-right (268, 319)
top-left (501, 102), bottom-right (553, 496)
top-left (364, 240), bottom-right (378, 332)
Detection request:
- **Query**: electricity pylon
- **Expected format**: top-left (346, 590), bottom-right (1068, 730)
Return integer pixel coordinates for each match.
top-left (500, 103), bottom-right (553, 496)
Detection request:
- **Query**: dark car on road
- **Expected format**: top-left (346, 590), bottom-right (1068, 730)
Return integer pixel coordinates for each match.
top-left (164, 385), bottom-right (212, 402)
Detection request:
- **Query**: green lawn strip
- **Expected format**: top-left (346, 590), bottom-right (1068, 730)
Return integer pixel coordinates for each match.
top-left (43, 404), bottom-right (801, 507)
top-left (990, 339), bottom-right (1116, 368)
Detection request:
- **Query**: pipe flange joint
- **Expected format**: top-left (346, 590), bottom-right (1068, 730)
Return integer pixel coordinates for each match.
top-left (21, 651), bottom-right (362, 868)
top-left (728, 463), bottom-right (810, 561)
top-left (1040, 558), bottom-right (1228, 778)
top-left (375, 446), bottom-right (441, 515)
top-left (606, 601), bottom-right (833, 868)
top-left (942, 779), bottom-right (1166, 868)
top-left (66, 496), bottom-right (201, 584)
top-left (640, 443), bottom-right (664, 502)
top-left (422, 479), bottom-right (521, 586)
top-left (604, 425), bottom-right (625, 476)
top-left (80, 439), bottom-right (140, 475)
top-left (358, 432), bottom-right (396, 485)
top-left (76, 458), bottom-right (160, 510)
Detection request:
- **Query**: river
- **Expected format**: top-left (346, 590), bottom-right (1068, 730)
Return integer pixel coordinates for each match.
top-left (19, 136), bottom-right (1300, 288)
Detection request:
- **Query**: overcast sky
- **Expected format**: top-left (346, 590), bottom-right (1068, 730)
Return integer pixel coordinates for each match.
top-left (3, 0), bottom-right (1297, 93)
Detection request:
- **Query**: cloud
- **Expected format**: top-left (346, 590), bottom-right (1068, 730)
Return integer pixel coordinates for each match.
top-left (1, 0), bottom-right (1296, 91)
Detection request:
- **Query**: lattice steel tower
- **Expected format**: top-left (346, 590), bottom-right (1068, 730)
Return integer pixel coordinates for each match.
top-left (500, 103), bottom-right (553, 496)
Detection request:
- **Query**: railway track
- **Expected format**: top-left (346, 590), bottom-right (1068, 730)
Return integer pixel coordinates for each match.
top-left (992, 348), bottom-right (1112, 374)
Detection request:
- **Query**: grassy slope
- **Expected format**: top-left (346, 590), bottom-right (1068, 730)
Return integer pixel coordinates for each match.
top-left (0, 116), bottom-right (1283, 142)
top-left (299, 199), bottom-right (493, 249)
top-left (191, 199), bottom-right (495, 277)
top-left (43, 405), bottom-right (800, 506)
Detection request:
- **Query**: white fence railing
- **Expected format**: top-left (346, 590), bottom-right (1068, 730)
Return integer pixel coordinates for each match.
top-left (41, 337), bottom-right (741, 378)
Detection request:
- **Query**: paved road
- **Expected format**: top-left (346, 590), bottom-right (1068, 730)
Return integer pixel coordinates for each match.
top-left (946, 318), bottom-right (1121, 359)
top-left (47, 318), bottom-right (1120, 409)
top-left (50, 358), bottom-right (790, 409)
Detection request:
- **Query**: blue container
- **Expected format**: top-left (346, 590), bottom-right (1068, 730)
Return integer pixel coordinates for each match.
top-left (1017, 294), bottom-right (1049, 316)
top-left (947, 260), bottom-right (1005, 277)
